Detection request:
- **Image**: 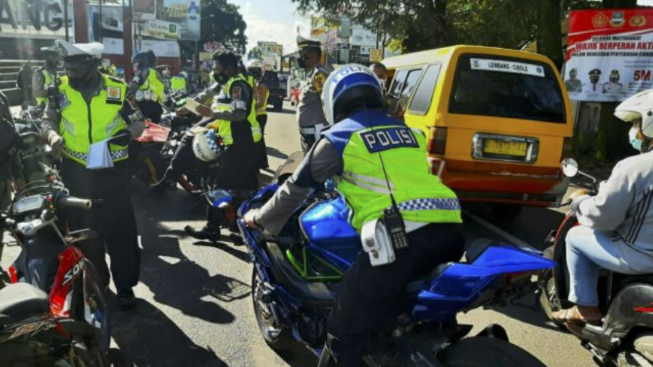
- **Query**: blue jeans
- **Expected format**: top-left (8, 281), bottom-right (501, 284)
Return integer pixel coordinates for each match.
top-left (567, 226), bottom-right (653, 306)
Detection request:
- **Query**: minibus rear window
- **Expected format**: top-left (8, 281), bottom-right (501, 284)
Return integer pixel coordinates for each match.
top-left (449, 54), bottom-right (566, 123)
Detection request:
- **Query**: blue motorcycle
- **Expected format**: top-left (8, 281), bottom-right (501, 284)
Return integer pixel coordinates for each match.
top-left (231, 170), bottom-right (554, 366)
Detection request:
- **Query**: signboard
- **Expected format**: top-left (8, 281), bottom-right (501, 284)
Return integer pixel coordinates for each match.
top-left (0, 0), bottom-right (74, 39)
top-left (104, 37), bottom-right (180, 57)
top-left (470, 58), bottom-right (545, 77)
top-left (199, 52), bottom-right (213, 61)
top-left (258, 41), bottom-right (283, 56)
top-left (369, 49), bottom-right (383, 62)
top-left (143, 19), bottom-right (180, 39)
top-left (204, 41), bottom-right (223, 52)
top-left (351, 26), bottom-right (376, 47)
top-left (134, 0), bottom-right (156, 20)
top-left (163, 0), bottom-right (200, 40)
top-left (566, 9), bottom-right (653, 102)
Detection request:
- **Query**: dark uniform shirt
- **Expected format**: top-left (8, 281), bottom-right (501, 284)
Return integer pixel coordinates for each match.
top-left (297, 63), bottom-right (329, 128)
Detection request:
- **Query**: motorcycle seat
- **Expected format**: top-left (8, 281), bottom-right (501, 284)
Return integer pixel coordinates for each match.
top-left (465, 239), bottom-right (495, 263)
top-left (0, 283), bottom-right (49, 317)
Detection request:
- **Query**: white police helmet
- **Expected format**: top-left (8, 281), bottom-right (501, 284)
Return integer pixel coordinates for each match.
top-left (54, 40), bottom-right (103, 59)
top-left (246, 59), bottom-right (265, 70)
top-left (321, 64), bottom-right (384, 126)
top-left (192, 130), bottom-right (223, 162)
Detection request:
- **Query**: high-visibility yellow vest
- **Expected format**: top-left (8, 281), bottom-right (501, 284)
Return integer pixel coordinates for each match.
top-left (322, 110), bottom-right (462, 232)
top-left (137, 68), bottom-right (166, 102)
top-left (208, 74), bottom-right (261, 145)
top-left (36, 68), bottom-right (55, 106)
top-left (58, 74), bottom-right (129, 166)
top-left (170, 76), bottom-right (187, 93)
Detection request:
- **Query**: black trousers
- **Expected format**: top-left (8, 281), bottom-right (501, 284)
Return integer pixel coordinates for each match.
top-left (60, 159), bottom-right (140, 293)
top-left (205, 143), bottom-right (259, 230)
top-left (139, 101), bottom-right (163, 123)
top-left (163, 133), bottom-right (195, 182)
top-left (256, 115), bottom-right (269, 168)
top-left (325, 223), bottom-right (466, 367)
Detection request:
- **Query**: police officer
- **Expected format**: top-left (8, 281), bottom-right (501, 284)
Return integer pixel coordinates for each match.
top-left (171, 71), bottom-right (188, 94)
top-left (247, 59), bottom-right (270, 169)
top-left (244, 65), bottom-right (465, 366)
top-left (41, 40), bottom-right (145, 308)
top-left (564, 68), bottom-right (582, 93)
top-left (129, 50), bottom-right (166, 123)
top-left (296, 36), bottom-right (330, 153)
top-left (32, 46), bottom-right (60, 108)
top-left (584, 69), bottom-right (602, 93)
top-left (603, 69), bottom-right (623, 94)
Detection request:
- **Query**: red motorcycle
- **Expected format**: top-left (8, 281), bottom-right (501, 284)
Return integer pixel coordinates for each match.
top-left (538, 158), bottom-right (653, 367)
top-left (4, 178), bottom-right (111, 354)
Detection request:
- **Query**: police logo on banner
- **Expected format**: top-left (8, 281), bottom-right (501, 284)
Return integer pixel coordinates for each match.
top-left (359, 127), bottom-right (419, 153)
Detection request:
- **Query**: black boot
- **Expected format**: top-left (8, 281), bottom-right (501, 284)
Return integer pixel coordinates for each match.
top-left (116, 288), bottom-right (137, 309)
top-left (149, 177), bottom-right (177, 193)
top-left (184, 225), bottom-right (221, 242)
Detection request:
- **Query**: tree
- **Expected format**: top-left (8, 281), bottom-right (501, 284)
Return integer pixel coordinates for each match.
top-left (200, 0), bottom-right (248, 54)
top-left (292, 0), bottom-right (452, 53)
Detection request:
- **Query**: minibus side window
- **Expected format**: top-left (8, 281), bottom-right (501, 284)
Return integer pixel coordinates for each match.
top-left (396, 69), bottom-right (423, 118)
top-left (388, 69), bottom-right (409, 98)
top-left (408, 64), bottom-right (441, 115)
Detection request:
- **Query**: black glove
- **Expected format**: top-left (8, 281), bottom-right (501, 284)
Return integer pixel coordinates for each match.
top-left (110, 129), bottom-right (132, 146)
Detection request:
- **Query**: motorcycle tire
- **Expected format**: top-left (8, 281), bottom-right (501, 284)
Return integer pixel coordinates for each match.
top-left (538, 273), bottom-right (567, 330)
top-left (135, 146), bottom-right (166, 186)
top-left (438, 337), bottom-right (546, 367)
top-left (251, 267), bottom-right (294, 351)
top-left (83, 260), bottom-right (112, 354)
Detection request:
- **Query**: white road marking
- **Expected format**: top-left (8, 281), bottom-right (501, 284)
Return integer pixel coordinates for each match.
top-left (463, 210), bottom-right (531, 248)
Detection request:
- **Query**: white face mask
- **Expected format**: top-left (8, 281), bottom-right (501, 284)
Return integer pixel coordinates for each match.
top-left (629, 127), bottom-right (643, 151)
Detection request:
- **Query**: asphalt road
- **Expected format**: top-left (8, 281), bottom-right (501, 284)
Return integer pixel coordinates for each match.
top-left (1, 102), bottom-right (594, 367)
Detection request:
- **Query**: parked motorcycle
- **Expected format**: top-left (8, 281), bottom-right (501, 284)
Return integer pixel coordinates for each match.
top-left (538, 158), bottom-right (653, 367)
top-left (0, 283), bottom-right (110, 366)
top-left (129, 120), bottom-right (170, 186)
top-left (3, 179), bottom-right (111, 354)
top-left (233, 159), bottom-right (554, 366)
top-left (13, 116), bottom-right (57, 183)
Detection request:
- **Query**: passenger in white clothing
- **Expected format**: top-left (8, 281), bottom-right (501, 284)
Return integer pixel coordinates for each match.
top-left (553, 89), bottom-right (653, 326)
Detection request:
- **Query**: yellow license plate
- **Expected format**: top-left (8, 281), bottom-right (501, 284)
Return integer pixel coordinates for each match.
top-left (483, 139), bottom-right (527, 157)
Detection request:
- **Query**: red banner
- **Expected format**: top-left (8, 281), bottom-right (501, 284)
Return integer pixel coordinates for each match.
top-left (566, 9), bottom-right (653, 102)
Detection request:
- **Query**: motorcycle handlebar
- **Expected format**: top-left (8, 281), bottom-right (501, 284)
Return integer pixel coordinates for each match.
top-left (58, 195), bottom-right (93, 210)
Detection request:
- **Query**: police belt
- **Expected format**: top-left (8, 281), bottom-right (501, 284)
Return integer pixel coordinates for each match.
top-left (63, 146), bottom-right (129, 162)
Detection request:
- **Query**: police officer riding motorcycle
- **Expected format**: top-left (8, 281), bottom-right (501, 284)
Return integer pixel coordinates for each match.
top-left (244, 64), bottom-right (466, 367)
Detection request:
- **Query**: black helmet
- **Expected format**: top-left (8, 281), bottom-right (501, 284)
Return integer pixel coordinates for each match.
top-left (131, 50), bottom-right (157, 67)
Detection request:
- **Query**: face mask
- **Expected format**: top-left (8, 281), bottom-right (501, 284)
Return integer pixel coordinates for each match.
top-left (213, 71), bottom-right (228, 84)
top-left (297, 57), bottom-right (307, 69)
top-left (629, 127), bottom-right (643, 151)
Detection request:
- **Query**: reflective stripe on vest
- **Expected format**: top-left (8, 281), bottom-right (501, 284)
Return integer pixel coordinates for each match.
top-left (209, 74), bottom-right (261, 145)
top-left (36, 69), bottom-right (54, 105)
top-left (171, 76), bottom-right (187, 92)
top-left (255, 85), bottom-right (269, 116)
top-left (323, 112), bottom-right (462, 232)
top-left (58, 74), bottom-right (129, 166)
top-left (138, 68), bottom-right (166, 102)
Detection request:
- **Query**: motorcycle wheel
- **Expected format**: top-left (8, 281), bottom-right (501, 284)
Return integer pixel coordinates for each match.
top-left (538, 273), bottom-right (566, 330)
top-left (439, 337), bottom-right (546, 367)
top-left (251, 267), bottom-right (293, 350)
top-left (84, 260), bottom-right (112, 353)
top-left (133, 146), bottom-right (166, 186)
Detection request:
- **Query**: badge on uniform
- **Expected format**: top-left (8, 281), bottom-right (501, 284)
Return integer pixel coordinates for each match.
top-left (58, 92), bottom-right (71, 109)
top-left (107, 86), bottom-right (121, 100)
top-left (232, 86), bottom-right (242, 100)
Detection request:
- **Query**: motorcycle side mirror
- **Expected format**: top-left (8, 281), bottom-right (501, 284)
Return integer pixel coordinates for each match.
top-left (561, 158), bottom-right (579, 178)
